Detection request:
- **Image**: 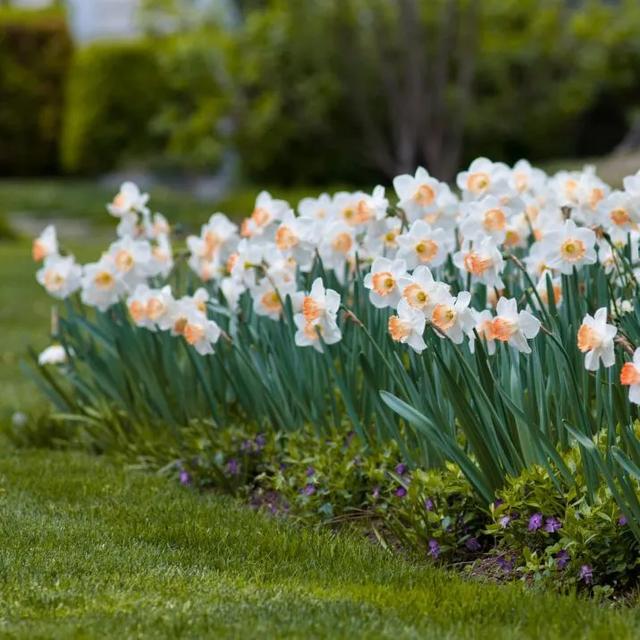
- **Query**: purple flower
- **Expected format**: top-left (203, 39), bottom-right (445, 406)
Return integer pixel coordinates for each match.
top-left (302, 483), bottom-right (316, 496)
top-left (179, 470), bottom-right (191, 486)
top-left (372, 486), bottom-right (381, 500)
top-left (528, 513), bottom-right (543, 531)
top-left (424, 498), bottom-right (434, 511)
top-left (618, 515), bottom-right (628, 526)
top-left (499, 514), bottom-right (511, 529)
top-left (305, 466), bottom-right (315, 477)
top-left (394, 486), bottom-right (407, 498)
top-left (555, 549), bottom-right (570, 569)
top-left (226, 458), bottom-right (240, 476)
top-left (579, 564), bottom-right (593, 584)
top-left (255, 434), bottom-right (266, 448)
top-left (395, 463), bottom-right (407, 476)
top-left (428, 539), bottom-right (440, 559)
top-left (494, 498), bottom-right (504, 508)
top-left (497, 554), bottom-right (514, 573)
top-left (465, 537), bottom-right (481, 552)
top-left (544, 517), bottom-right (561, 533)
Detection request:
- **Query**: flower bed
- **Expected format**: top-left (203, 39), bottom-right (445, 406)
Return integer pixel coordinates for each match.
top-left (28, 158), bottom-right (640, 592)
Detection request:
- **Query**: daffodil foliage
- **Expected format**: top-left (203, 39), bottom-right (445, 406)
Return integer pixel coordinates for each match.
top-left (29, 161), bottom-right (640, 538)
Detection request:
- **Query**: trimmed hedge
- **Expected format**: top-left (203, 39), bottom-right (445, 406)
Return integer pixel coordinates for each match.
top-left (0, 9), bottom-right (72, 176)
top-left (61, 41), bottom-right (168, 175)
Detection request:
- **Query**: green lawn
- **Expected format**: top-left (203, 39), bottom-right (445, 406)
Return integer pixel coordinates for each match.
top-left (1, 448), bottom-right (639, 639)
top-left (0, 178), bottom-right (350, 230)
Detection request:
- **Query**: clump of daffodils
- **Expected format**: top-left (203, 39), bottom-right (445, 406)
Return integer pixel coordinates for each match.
top-left (33, 157), bottom-right (640, 406)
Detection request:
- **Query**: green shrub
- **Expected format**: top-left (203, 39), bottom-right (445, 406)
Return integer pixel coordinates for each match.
top-left (61, 41), bottom-right (168, 174)
top-left (0, 8), bottom-right (72, 175)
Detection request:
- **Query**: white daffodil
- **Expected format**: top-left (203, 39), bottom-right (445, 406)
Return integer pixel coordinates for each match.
top-left (542, 218), bottom-right (597, 275)
top-left (396, 220), bottom-right (453, 269)
top-left (510, 159), bottom-right (547, 196)
top-left (181, 310), bottom-right (222, 356)
top-left (460, 195), bottom-right (516, 244)
top-left (274, 210), bottom-right (316, 270)
top-left (333, 188), bottom-right (387, 227)
top-left (621, 348), bottom-right (640, 405)
top-left (251, 279), bottom-right (283, 320)
top-left (149, 234), bottom-right (174, 278)
top-left (241, 191), bottom-right (289, 238)
top-left (363, 257), bottom-right (408, 309)
top-left (361, 217), bottom-right (403, 259)
top-left (577, 307), bottom-right (617, 371)
top-left (388, 299), bottom-right (427, 353)
top-left (430, 290), bottom-right (474, 344)
top-left (38, 344), bottom-right (67, 366)
top-left (467, 309), bottom-right (497, 355)
top-left (596, 191), bottom-right (639, 243)
top-left (36, 254), bottom-right (82, 299)
top-left (105, 236), bottom-right (153, 288)
top-left (453, 237), bottom-right (505, 289)
top-left (490, 297), bottom-right (541, 354)
top-left (32, 225), bottom-right (58, 262)
top-left (107, 181), bottom-right (149, 217)
top-left (126, 284), bottom-right (157, 330)
top-left (318, 221), bottom-right (356, 275)
top-left (298, 193), bottom-right (335, 222)
top-left (294, 312), bottom-right (342, 352)
top-left (301, 278), bottom-right (340, 326)
top-left (145, 285), bottom-right (175, 331)
top-left (221, 276), bottom-right (246, 313)
top-left (81, 257), bottom-right (127, 311)
top-left (393, 167), bottom-right (443, 221)
top-left (456, 157), bottom-right (511, 200)
top-left (397, 266), bottom-right (449, 316)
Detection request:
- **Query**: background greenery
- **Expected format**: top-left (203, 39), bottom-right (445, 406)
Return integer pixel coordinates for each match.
top-left (4, 1), bottom-right (640, 186)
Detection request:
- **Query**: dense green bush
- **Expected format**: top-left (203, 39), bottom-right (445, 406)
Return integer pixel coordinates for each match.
top-left (0, 8), bottom-right (72, 176)
top-left (144, 0), bottom-right (640, 185)
top-left (61, 41), bottom-right (168, 174)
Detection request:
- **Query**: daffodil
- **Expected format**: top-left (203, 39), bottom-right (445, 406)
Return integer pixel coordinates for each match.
top-left (36, 254), bottom-right (82, 299)
top-left (32, 225), bottom-right (58, 262)
top-left (396, 220), bottom-right (453, 269)
top-left (363, 257), bottom-right (408, 309)
top-left (577, 307), bottom-right (617, 371)
top-left (387, 299), bottom-right (427, 353)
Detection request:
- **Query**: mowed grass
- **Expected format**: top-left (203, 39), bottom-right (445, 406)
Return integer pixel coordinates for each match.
top-left (2, 448), bottom-right (640, 640)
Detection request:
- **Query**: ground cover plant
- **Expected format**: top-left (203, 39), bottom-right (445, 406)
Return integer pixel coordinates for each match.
top-left (24, 157), bottom-right (640, 594)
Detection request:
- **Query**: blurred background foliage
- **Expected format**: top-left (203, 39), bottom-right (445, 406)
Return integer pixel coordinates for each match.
top-left (2, 0), bottom-right (640, 187)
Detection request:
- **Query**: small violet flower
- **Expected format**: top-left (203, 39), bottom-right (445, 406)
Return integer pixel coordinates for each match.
top-left (579, 564), bottom-right (593, 584)
top-left (618, 515), bottom-right (628, 526)
top-left (394, 486), bottom-right (407, 498)
top-left (544, 517), bottom-right (561, 533)
top-left (555, 549), bottom-right (570, 569)
top-left (465, 537), bottom-right (481, 552)
top-left (395, 462), bottom-right (407, 475)
top-left (305, 466), bottom-right (315, 477)
top-left (428, 539), bottom-right (440, 559)
top-left (499, 514), bottom-right (511, 529)
top-left (302, 483), bottom-right (316, 496)
top-left (179, 470), bottom-right (191, 486)
top-left (424, 498), bottom-right (434, 511)
top-left (226, 458), bottom-right (240, 476)
top-left (528, 512), bottom-right (543, 531)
